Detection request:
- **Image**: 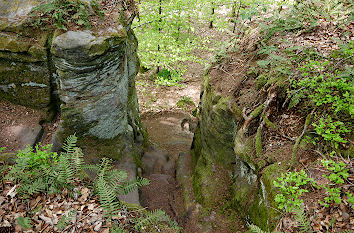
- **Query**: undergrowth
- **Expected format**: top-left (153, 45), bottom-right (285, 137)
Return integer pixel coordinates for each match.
top-left (30, 0), bottom-right (103, 30)
top-left (235, 0), bottom-right (354, 232)
top-left (1, 135), bottom-right (180, 232)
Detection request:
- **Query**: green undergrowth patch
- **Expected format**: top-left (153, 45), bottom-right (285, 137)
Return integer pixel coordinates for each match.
top-left (29, 0), bottom-right (103, 31)
top-left (0, 135), bottom-right (180, 232)
top-left (235, 0), bottom-right (354, 232)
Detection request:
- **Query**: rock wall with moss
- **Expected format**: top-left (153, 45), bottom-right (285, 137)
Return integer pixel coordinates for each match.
top-left (0, 0), bottom-right (146, 161)
top-left (0, 0), bottom-right (53, 118)
top-left (191, 72), bottom-right (285, 231)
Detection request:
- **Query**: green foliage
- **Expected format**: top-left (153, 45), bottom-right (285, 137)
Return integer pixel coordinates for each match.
top-left (313, 117), bottom-right (350, 148)
top-left (176, 96), bottom-right (195, 109)
top-left (248, 224), bottom-right (266, 233)
top-left (273, 170), bottom-right (316, 212)
top-left (30, 0), bottom-right (103, 30)
top-left (134, 209), bottom-right (180, 231)
top-left (319, 158), bottom-right (350, 207)
top-left (155, 68), bottom-right (184, 86)
top-left (321, 159), bottom-right (349, 184)
top-left (57, 210), bottom-right (77, 230)
top-left (5, 135), bottom-right (84, 197)
top-left (285, 42), bottom-right (353, 151)
top-left (2, 136), bottom-right (180, 231)
top-left (346, 192), bottom-right (354, 206)
top-left (17, 216), bottom-right (32, 230)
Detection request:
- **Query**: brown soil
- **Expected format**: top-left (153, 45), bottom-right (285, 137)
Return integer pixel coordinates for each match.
top-left (140, 112), bottom-right (193, 225)
top-left (0, 100), bottom-right (41, 153)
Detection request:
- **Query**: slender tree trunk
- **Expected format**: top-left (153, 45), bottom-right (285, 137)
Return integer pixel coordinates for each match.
top-left (157, 0), bottom-right (162, 73)
top-left (209, 1), bottom-right (215, 28)
top-left (232, 0), bottom-right (241, 34)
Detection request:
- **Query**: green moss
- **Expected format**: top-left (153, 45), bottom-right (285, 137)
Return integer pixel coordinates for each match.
top-left (254, 163), bottom-right (286, 230)
top-left (250, 104), bottom-right (264, 119)
top-left (234, 136), bottom-right (256, 170)
top-left (88, 39), bottom-right (110, 57)
top-left (255, 126), bottom-right (262, 158)
top-left (192, 151), bottom-right (231, 208)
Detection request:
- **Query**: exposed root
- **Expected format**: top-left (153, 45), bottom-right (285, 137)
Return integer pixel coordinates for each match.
top-left (255, 87), bottom-right (277, 157)
top-left (291, 110), bottom-right (315, 165)
top-left (235, 85), bottom-right (277, 158)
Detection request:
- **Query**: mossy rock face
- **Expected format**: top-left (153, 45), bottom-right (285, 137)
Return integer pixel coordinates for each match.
top-left (53, 27), bottom-right (146, 162)
top-left (192, 71), bottom-right (286, 231)
top-left (0, 59), bottom-right (51, 111)
top-left (0, 0), bottom-right (53, 117)
top-left (191, 75), bottom-right (239, 225)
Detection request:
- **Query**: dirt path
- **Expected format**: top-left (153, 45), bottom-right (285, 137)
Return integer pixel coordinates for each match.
top-left (139, 112), bottom-right (193, 226)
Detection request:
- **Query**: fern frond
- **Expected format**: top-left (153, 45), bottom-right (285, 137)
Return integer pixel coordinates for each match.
top-left (293, 208), bottom-right (311, 233)
top-left (17, 216), bottom-right (32, 230)
top-left (57, 154), bottom-right (74, 183)
top-left (134, 209), bottom-right (166, 231)
top-left (120, 177), bottom-right (149, 195)
top-left (18, 178), bottom-right (46, 196)
top-left (71, 147), bottom-right (84, 176)
top-left (110, 224), bottom-right (125, 233)
top-left (248, 224), bottom-right (266, 233)
top-left (82, 164), bottom-right (100, 171)
top-left (62, 134), bottom-right (77, 154)
top-left (57, 210), bottom-right (77, 230)
top-left (96, 173), bottom-right (121, 217)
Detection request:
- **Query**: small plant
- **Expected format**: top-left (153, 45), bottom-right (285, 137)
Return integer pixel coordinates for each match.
top-left (155, 68), bottom-right (184, 87)
top-left (4, 135), bottom-right (83, 197)
top-left (57, 210), bottom-right (77, 230)
top-left (319, 158), bottom-right (350, 207)
top-left (176, 96), bottom-right (195, 109)
top-left (321, 159), bottom-right (349, 184)
top-left (17, 216), bottom-right (33, 230)
top-left (274, 170), bottom-right (316, 212)
top-left (30, 0), bottom-right (103, 30)
top-left (313, 116), bottom-right (350, 149)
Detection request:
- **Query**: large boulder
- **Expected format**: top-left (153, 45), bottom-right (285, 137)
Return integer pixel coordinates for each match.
top-left (191, 73), bottom-right (284, 231)
top-left (0, 0), bottom-right (146, 162)
top-left (0, 0), bottom-right (53, 118)
top-left (52, 26), bottom-right (146, 161)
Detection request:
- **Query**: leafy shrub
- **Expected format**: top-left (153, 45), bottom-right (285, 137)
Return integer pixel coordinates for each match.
top-left (2, 135), bottom-right (180, 231)
top-left (5, 135), bottom-right (83, 197)
top-left (274, 170), bottom-right (316, 212)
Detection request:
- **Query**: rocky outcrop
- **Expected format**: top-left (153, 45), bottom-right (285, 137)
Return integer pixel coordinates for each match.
top-left (191, 74), bottom-right (285, 231)
top-left (0, 0), bottom-right (52, 117)
top-left (0, 0), bottom-right (146, 162)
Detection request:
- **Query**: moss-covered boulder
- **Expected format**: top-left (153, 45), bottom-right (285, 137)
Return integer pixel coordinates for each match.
top-left (1, 0), bottom-right (146, 162)
top-left (51, 25), bottom-right (145, 161)
top-left (0, 0), bottom-right (53, 118)
top-left (191, 71), bottom-right (283, 231)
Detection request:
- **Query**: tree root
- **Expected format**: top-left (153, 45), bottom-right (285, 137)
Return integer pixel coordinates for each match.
top-left (290, 110), bottom-right (315, 166)
top-left (236, 85), bottom-right (277, 158)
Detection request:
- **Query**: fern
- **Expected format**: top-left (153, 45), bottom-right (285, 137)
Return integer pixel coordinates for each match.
top-left (134, 209), bottom-right (167, 231)
top-left (110, 224), bottom-right (125, 233)
top-left (17, 178), bottom-right (46, 196)
top-left (293, 208), bottom-right (311, 233)
top-left (248, 224), bottom-right (266, 233)
top-left (17, 216), bottom-right (32, 230)
top-left (95, 159), bottom-right (121, 218)
top-left (57, 210), bottom-right (77, 230)
top-left (62, 134), bottom-right (77, 154)
top-left (119, 177), bottom-right (150, 195)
